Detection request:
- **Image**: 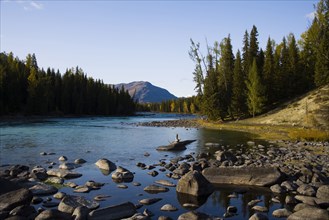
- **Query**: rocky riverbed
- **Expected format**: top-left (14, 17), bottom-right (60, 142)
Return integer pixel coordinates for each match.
top-left (0, 139), bottom-right (329, 219)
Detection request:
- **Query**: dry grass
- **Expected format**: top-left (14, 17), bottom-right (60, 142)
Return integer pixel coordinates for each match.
top-left (197, 119), bottom-right (329, 142)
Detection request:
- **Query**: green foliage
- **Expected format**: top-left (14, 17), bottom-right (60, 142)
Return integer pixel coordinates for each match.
top-left (246, 59), bottom-right (266, 117)
top-left (231, 50), bottom-right (247, 115)
top-left (0, 52), bottom-right (135, 116)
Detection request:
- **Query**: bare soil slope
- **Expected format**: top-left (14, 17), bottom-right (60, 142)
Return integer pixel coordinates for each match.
top-left (246, 85), bottom-right (329, 130)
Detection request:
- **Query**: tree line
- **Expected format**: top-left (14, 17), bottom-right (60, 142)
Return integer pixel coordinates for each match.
top-left (146, 96), bottom-right (200, 114)
top-left (0, 53), bottom-right (136, 116)
top-left (189, 0), bottom-right (329, 120)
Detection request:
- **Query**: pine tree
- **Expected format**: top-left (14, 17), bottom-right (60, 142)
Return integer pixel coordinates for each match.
top-left (314, 0), bottom-right (329, 86)
top-left (218, 36), bottom-right (235, 119)
top-left (231, 50), bottom-right (246, 115)
top-left (263, 37), bottom-right (275, 104)
top-left (242, 30), bottom-right (250, 77)
top-left (288, 33), bottom-right (301, 95)
top-left (249, 25), bottom-right (259, 66)
top-left (246, 59), bottom-right (266, 117)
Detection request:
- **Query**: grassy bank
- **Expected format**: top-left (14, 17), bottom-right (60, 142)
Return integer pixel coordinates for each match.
top-left (197, 119), bottom-right (329, 142)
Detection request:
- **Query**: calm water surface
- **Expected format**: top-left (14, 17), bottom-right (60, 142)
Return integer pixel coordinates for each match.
top-left (0, 114), bottom-right (284, 219)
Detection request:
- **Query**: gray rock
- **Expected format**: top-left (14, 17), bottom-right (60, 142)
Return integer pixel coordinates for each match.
top-left (112, 166), bottom-right (134, 182)
top-left (287, 207), bottom-right (329, 220)
top-left (58, 195), bottom-right (99, 214)
top-left (59, 162), bottom-right (80, 170)
top-left (316, 184), bottom-right (329, 201)
top-left (74, 185), bottom-right (90, 193)
top-left (248, 199), bottom-right (262, 207)
top-left (122, 213), bottom-right (150, 220)
top-left (74, 158), bottom-right (87, 164)
top-left (158, 216), bottom-right (173, 220)
top-left (295, 195), bottom-right (317, 206)
top-left (293, 203), bottom-right (315, 212)
top-left (95, 158), bottom-right (117, 172)
top-left (117, 184), bottom-right (128, 189)
top-left (30, 168), bottom-right (48, 181)
top-left (139, 198), bottom-right (162, 205)
top-left (53, 192), bottom-right (66, 200)
top-left (143, 208), bottom-right (153, 217)
top-left (58, 156), bottom-right (68, 161)
top-left (72, 206), bottom-right (89, 220)
top-left (45, 177), bottom-right (64, 184)
top-left (64, 181), bottom-right (78, 188)
top-left (281, 180), bottom-right (297, 192)
top-left (177, 211), bottom-right (214, 220)
top-left (9, 205), bottom-right (36, 218)
top-left (93, 194), bottom-right (111, 201)
top-left (0, 188), bottom-right (32, 211)
top-left (29, 183), bottom-right (58, 196)
top-left (176, 170), bottom-right (214, 196)
top-left (47, 169), bottom-right (82, 179)
top-left (297, 184), bottom-right (316, 196)
top-left (160, 204), bottom-right (178, 211)
top-left (249, 213), bottom-right (268, 220)
top-left (252, 205), bottom-right (268, 212)
top-left (272, 208), bottom-right (292, 217)
top-left (270, 184), bottom-right (285, 194)
top-left (285, 195), bottom-right (297, 204)
top-left (155, 180), bottom-right (176, 187)
top-left (89, 202), bottom-right (136, 220)
top-left (215, 150), bottom-right (237, 162)
top-left (144, 184), bottom-right (169, 193)
top-left (35, 209), bottom-right (71, 220)
top-left (202, 167), bottom-right (281, 186)
top-left (148, 170), bottom-right (159, 177)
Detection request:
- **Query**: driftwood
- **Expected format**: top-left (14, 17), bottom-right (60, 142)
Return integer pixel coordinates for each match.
top-left (156, 140), bottom-right (196, 151)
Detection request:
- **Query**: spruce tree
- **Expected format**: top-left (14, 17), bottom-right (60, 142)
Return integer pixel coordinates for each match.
top-left (231, 50), bottom-right (246, 115)
top-left (263, 37), bottom-right (275, 104)
top-left (218, 36), bottom-right (235, 119)
top-left (242, 30), bottom-right (250, 77)
top-left (246, 59), bottom-right (266, 117)
top-left (249, 25), bottom-right (259, 66)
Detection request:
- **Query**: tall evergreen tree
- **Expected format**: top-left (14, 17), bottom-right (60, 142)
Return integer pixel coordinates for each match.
top-left (249, 25), bottom-right (259, 67)
top-left (246, 59), bottom-right (266, 117)
top-left (314, 0), bottom-right (329, 86)
top-left (287, 33), bottom-right (301, 95)
top-left (242, 30), bottom-right (250, 77)
top-left (263, 37), bottom-right (275, 104)
top-left (218, 36), bottom-right (235, 119)
top-left (231, 50), bottom-right (246, 115)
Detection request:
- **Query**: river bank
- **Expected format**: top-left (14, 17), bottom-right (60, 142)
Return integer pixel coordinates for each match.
top-left (138, 118), bottom-right (329, 142)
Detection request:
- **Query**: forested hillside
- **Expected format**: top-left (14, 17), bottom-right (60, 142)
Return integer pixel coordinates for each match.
top-left (189, 0), bottom-right (329, 121)
top-left (0, 53), bottom-right (135, 116)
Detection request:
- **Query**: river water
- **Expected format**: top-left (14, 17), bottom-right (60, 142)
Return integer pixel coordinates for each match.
top-left (0, 114), bottom-right (284, 219)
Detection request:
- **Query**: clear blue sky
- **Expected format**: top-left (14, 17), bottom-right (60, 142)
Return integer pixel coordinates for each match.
top-left (1, 0), bottom-right (317, 97)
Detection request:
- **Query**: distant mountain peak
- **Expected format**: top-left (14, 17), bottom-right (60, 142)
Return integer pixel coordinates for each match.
top-left (115, 81), bottom-right (177, 103)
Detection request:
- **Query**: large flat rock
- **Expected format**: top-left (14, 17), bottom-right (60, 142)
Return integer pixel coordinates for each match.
top-left (0, 188), bottom-right (32, 211)
top-left (202, 167), bottom-right (281, 187)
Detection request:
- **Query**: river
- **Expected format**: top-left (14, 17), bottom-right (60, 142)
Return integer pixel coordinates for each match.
top-left (0, 114), bottom-right (284, 219)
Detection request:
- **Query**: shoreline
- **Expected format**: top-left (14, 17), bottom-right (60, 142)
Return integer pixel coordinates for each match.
top-left (138, 118), bottom-right (329, 142)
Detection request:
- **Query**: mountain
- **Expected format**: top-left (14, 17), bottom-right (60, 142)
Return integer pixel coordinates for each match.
top-left (115, 81), bottom-right (177, 103)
